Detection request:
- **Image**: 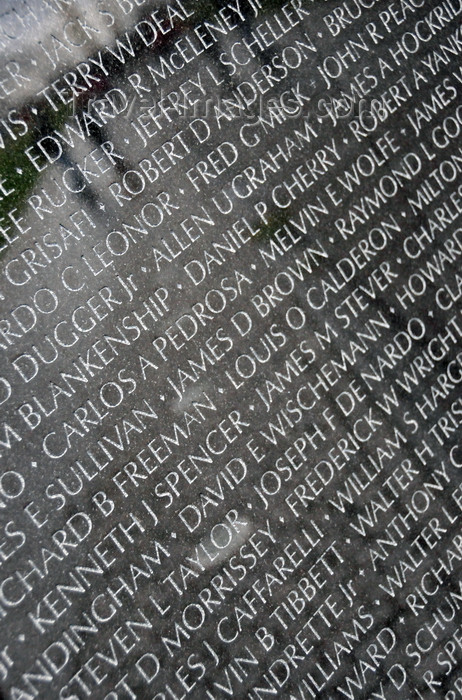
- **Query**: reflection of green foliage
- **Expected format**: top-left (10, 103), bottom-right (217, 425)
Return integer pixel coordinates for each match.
top-left (0, 131), bottom-right (36, 220)
top-left (190, 0), bottom-right (221, 23)
top-left (255, 207), bottom-right (293, 242)
top-left (0, 100), bottom-right (71, 251)
top-left (257, 0), bottom-right (288, 11)
top-left (192, 0), bottom-right (287, 23)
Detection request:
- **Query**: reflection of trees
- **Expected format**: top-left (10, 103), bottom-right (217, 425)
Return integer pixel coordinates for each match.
top-left (0, 0), bottom-right (301, 236)
top-left (0, 101), bottom-right (68, 236)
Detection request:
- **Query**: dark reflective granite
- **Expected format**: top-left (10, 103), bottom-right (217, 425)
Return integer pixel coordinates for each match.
top-left (0, 1), bottom-right (461, 698)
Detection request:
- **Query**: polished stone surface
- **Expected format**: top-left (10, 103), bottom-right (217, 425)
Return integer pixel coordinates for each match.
top-left (0, 0), bottom-right (461, 698)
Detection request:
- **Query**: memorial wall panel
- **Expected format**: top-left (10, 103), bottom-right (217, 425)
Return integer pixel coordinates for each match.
top-left (0, 0), bottom-right (461, 698)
